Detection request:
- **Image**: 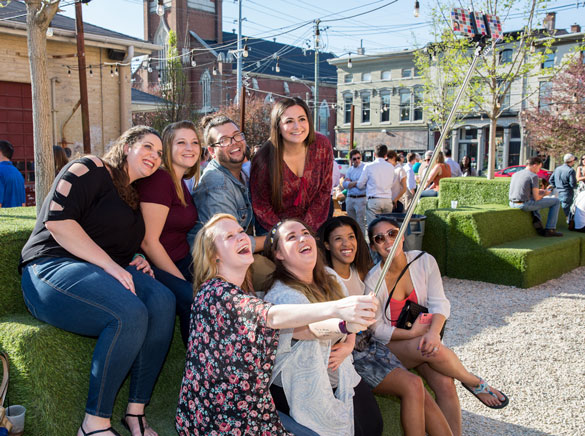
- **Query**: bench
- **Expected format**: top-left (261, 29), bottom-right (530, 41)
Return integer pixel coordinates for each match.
top-left (0, 207), bottom-right (403, 435)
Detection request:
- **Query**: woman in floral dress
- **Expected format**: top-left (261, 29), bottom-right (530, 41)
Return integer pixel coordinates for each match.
top-left (176, 213), bottom-right (377, 436)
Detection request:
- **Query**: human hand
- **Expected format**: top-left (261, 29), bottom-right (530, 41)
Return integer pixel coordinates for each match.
top-left (409, 316), bottom-right (431, 337)
top-left (129, 254), bottom-right (154, 278)
top-left (418, 330), bottom-right (442, 357)
top-left (335, 294), bottom-right (378, 326)
top-left (328, 334), bottom-right (355, 371)
top-left (103, 262), bottom-right (136, 294)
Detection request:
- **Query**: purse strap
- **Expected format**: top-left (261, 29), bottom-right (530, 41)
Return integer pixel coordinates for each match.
top-left (0, 352), bottom-right (8, 407)
top-left (383, 251), bottom-right (425, 321)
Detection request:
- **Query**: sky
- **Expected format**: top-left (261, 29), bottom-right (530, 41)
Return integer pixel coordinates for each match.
top-left (58, 0), bottom-right (585, 57)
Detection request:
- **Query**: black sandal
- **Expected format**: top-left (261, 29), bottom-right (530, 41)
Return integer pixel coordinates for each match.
top-left (80, 424), bottom-right (122, 436)
top-left (121, 413), bottom-right (148, 436)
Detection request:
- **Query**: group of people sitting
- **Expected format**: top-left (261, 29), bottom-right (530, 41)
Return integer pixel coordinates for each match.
top-left (18, 96), bottom-right (508, 436)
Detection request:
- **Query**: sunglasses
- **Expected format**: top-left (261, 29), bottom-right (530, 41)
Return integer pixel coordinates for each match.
top-left (373, 229), bottom-right (399, 244)
top-left (352, 157), bottom-right (361, 161)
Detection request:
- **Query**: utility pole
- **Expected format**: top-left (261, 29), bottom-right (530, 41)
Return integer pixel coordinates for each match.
top-left (235, 0), bottom-right (243, 106)
top-left (314, 19), bottom-right (320, 131)
top-left (75, 0), bottom-right (91, 153)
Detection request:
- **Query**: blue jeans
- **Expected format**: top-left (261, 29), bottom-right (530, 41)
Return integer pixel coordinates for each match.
top-left (509, 197), bottom-right (561, 229)
top-left (420, 189), bottom-right (438, 197)
top-left (21, 257), bottom-right (176, 418)
top-left (277, 412), bottom-right (319, 436)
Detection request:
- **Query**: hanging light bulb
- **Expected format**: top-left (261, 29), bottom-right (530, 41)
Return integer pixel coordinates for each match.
top-left (67, 66), bottom-right (71, 76)
top-left (147, 60), bottom-right (153, 73)
top-left (212, 64), bottom-right (218, 75)
top-left (414, 0), bottom-right (420, 18)
top-left (115, 66), bottom-right (119, 76)
top-left (275, 58), bottom-right (280, 73)
top-left (191, 55), bottom-right (197, 67)
top-left (156, 0), bottom-right (164, 16)
top-left (243, 44), bottom-right (249, 58)
top-left (89, 65), bottom-right (93, 77)
top-left (348, 57), bottom-right (353, 68)
top-left (110, 66), bottom-right (114, 77)
top-left (46, 27), bottom-right (54, 37)
top-left (158, 72), bottom-right (161, 81)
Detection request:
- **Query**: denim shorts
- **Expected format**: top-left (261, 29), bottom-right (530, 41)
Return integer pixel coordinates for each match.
top-left (352, 340), bottom-right (405, 389)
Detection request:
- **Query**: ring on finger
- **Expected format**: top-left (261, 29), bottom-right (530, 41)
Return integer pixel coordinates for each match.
top-left (433, 347), bottom-right (439, 352)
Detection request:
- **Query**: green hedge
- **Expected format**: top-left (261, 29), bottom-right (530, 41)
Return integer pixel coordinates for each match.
top-left (437, 177), bottom-right (511, 208)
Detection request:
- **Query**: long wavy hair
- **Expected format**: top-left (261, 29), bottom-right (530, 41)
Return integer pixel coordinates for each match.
top-left (192, 213), bottom-right (253, 296)
top-left (319, 216), bottom-right (373, 281)
top-left (161, 120), bottom-right (201, 206)
top-left (265, 97), bottom-right (316, 212)
top-left (102, 125), bottom-right (160, 210)
top-left (264, 218), bottom-right (344, 303)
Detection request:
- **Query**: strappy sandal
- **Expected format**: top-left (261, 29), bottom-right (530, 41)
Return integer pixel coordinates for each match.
top-left (121, 413), bottom-right (149, 436)
top-left (462, 377), bottom-right (509, 409)
top-left (80, 424), bottom-right (122, 436)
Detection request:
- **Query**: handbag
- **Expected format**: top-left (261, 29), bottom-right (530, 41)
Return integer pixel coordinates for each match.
top-left (0, 352), bottom-right (13, 433)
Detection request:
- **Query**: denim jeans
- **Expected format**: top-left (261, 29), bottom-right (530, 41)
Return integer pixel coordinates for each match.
top-left (509, 197), bottom-right (561, 229)
top-left (277, 411), bottom-right (320, 436)
top-left (420, 189), bottom-right (438, 197)
top-left (21, 257), bottom-right (176, 418)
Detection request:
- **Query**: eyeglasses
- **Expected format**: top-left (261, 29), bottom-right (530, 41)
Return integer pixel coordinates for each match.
top-left (211, 132), bottom-right (245, 147)
top-left (373, 229), bottom-right (399, 245)
top-left (424, 158), bottom-right (430, 162)
top-left (351, 157), bottom-right (361, 161)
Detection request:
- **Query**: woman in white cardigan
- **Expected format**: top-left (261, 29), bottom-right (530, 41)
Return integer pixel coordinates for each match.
top-left (366, 216), bottom-right (509, 436)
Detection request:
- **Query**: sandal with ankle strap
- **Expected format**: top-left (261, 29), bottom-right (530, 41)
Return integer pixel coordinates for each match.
top-left (121, 413), bottom-right (148, 436)
top-left (80, 424), bottom-right (122, 436)
top-left (462, 377), bottom-right (509, 409)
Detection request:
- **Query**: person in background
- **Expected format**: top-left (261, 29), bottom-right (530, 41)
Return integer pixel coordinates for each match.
top-left (459, 156), bottom-right (476, 177)
top-left (0, 140), bottom-right (25, 208)
top-left (20, 126), bottom-right (176, 436)
top-left (387, 150), bottom-right (407, 213)
top-left (412, 153), bottom-right (422, 175)
top-left (403, 153), bottom-right (417, 209)
top-left (53, 145), bottom-right (69, 177)
top-left (444, 149), bottom-right (462, 177)
top-left (356, 144), bottom-right (395, 225)
top-left (343, 149), bottom-right (368, 237)
top-left (251, 97), bottom-right (333, 234)
top-left (420, 152), bottom-right (451, 198)
top-left (242, 144), bottom-right (252, 179)
top-left (417, 151), bottom-right (433, 183)
top-left (137, 120), bottom-right (201, 346)
top-left (575, 154), bottom-right (585, 191)
top-left (329, 156), bottom-right (342, 219)
top-left (548, 153), bottom-right (577, 222)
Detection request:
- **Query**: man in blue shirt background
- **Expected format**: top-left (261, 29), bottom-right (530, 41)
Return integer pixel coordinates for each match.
top-left (0, 140), bottom-right (25, 208)
top-left (342, 149), bottom-right (367, 237)
top-left (549, 153), bottom-right (577, 222)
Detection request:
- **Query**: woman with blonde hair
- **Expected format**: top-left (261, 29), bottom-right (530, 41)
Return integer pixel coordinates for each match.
top-left (176, 213), bottom-right (377, 436)
top-left (137, 120), bottom-right (201, 345)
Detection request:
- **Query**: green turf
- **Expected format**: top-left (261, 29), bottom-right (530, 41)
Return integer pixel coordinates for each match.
top-left (437, 177), bottom-right (511, 208)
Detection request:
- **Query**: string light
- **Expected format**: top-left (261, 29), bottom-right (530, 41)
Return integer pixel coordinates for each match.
top-left (212, 64), bottom-right (218, 75)
top-left (414, 0), bottom-right (420, 18)
top-left (46, 27), bottom-right (53, 37)
top-left (275, 57), bottom-right (280, 73)
top-left (110, 66), bottom-right (114, 77)
top-left (67, 66), bottom-right (71, 76)
top-left (89, 65), bottom-right (93, 77)
top-left (156, 0), bottom-right (164, 16)
top-left (191, 55), bottom-right (197, 67)
top-left (348, 57), bottom-right (352, 68)
top-left (115, 66), bottom-right (119, 76)
top-left (243, 44), bottom-right (249, 58)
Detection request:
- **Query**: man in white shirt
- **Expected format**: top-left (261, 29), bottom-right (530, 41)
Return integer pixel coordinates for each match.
top-left (357, 144), bottom-right (395, 225)
top-left (387, 150), bottom-right (407, 213)
top-left (444, 148), bottom-right (462, 177)
top-left (342, 149), bottom-right (367, 237)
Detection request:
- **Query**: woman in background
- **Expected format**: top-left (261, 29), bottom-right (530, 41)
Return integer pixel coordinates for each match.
top-left (420, 151), bottom-right (451, 197)
top-left (459, 156), bottom-right (476, 177)
top-left (53, 145), bottom-right (69, 176)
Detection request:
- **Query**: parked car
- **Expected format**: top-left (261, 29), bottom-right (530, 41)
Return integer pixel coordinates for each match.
top-left (494, 165), bottom-right (552, 181)
top-left (335, 158), bottom-right (350, 177)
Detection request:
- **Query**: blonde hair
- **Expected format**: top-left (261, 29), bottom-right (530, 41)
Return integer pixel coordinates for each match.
top-left (192, 213), bottom-right (253, 296)
top-left (161, 120), bottom-right (201, 207)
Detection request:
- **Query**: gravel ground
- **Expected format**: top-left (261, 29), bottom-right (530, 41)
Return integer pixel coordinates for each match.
top-left (441, 266), bottom-right (585, 436)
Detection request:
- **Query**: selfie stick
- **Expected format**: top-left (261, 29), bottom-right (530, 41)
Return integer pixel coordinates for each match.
top-left (371, 10), bottom-right (501, 299)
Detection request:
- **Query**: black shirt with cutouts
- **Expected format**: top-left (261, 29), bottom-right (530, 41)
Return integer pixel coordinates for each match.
top-left (20, 156), bottom-right (145, 271)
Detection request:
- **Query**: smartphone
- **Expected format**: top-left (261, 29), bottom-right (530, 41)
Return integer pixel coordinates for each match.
top-left (419, 313), bottom-right (433, 324)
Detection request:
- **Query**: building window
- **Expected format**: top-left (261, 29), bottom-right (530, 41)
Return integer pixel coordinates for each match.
top-left (539, 81), bottom-right (552, 110)
top-left (399, 89), bottom-right (411, 121)
top-left (361, 93), bottom-right (371, 123)
top-left (499, 48), bottom-right (513, 64)
top-left (344, 94), bottom-right (353, 123)
top-left (344, 74), bottom-right (353, 83)
top-left (318, 100), bottom-right (330, 136)
top-left (380, 91), bottom-right (390, 122)
top-left (200, 69), bottom-right (211, 112)
top-left (362, 72), bottom-right (372, 82)
top-left (153, 25), bottom-right (169, 83)
top-left (401, 68), bottom-right (412, 78)
top-left (497, 79), bottom-right (511, 109)
top-left (381, 70), bottom-right (391, 80)
top-left (413, 87), bottom-right (423, 121)
top-left (541, 51), bottom-right (555, 69)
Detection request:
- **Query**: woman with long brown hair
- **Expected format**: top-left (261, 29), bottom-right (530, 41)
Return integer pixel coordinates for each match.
top-left (250, 97), bottom-right (333, 233)
top-left (420, 151), bottom-right (452, 197)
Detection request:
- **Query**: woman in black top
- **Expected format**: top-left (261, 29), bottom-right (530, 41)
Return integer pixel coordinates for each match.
top-left (20, 126), bottom-right (176, 436)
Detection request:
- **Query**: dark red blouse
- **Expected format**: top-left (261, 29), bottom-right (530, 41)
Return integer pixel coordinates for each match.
top-left (250, 132), bottom-right (333, 232)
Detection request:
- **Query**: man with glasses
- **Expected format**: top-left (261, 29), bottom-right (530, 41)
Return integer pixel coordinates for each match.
top-left (343, 149), bottom-right (367, 236)
top-left (549, 153), bottom-right (577, 222)
top-left (191, 115), bottom-right (265, 251)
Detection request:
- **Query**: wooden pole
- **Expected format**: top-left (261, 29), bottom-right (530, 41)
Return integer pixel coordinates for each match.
top-left (240, 85), bottom-right (246, 133)
top-left (349, 104), bottom-right (355, 149)
top-left (75, 1), bottom-right (91, 154)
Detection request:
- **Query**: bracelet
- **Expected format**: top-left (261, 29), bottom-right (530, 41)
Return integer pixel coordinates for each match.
top-left (338, 320), bottom-right (348, 335)
top-left (132, 253), bottom-right (146, 261)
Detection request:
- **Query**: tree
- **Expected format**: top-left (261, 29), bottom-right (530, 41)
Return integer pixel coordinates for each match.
top-left (22, 0), bottom-right (61, 212)
top-left (522, 57), bottom-right (585, 158)
top-left (215, 97), bottom-right (272, 149)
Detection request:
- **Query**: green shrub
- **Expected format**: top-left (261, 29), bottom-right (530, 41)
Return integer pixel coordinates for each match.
top-left (437, 177), bottom-right (511, 208)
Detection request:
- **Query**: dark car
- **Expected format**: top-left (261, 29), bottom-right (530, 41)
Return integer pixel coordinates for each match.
top-left (494, 165), bottom-right (552, 181)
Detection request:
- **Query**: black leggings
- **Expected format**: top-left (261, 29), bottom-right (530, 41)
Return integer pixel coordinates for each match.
top-left (270, 379), bottom-right (383, 436)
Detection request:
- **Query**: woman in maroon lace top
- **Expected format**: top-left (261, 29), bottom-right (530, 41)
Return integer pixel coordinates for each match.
top-left (250, 97), bottom-right (333, 233)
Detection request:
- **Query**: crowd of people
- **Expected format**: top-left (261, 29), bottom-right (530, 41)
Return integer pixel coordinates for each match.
top-left (18, 96), bottom-right (571, 436)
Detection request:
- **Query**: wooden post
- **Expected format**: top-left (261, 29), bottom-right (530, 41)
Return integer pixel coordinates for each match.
top-left (75, 1), bottom-right (91, 154)
top-left (240, 85), bottom-right (246, 133)
top-left (349, 104), bottom-right (355, 149)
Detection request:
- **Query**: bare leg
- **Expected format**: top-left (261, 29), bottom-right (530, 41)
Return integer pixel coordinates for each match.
top-left (77, 414), bottom-right (116, 436)
top-left (124, 403), bottom-right (159, 436)
top-left (389, 338), bottom-right (506, 407)
top-left (417, 364), bottom-right (460, 436)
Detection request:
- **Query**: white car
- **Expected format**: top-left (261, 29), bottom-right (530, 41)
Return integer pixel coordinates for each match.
top-left (335, 158), bottom-right (350, 177)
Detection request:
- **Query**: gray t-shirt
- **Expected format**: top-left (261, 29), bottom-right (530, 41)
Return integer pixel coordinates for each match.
top-left (509, 169), bottom-right (539, 202)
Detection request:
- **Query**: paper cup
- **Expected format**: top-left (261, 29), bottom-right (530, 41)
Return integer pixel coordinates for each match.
top-left (6, 405), bottom-right (25, 435)
top-left (451, 200), bottom-right (458, 209)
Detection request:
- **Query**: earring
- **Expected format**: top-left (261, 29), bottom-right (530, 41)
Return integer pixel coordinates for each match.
top-left (216, 258), bottom-right (220, 263)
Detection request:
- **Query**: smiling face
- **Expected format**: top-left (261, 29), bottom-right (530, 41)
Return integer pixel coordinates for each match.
top-left (213, 218), bottom-right (254, 274)
top-left (170, 128), bottom-right (200, 175)
top-left (370, 220), bottom-right (404, 259)
top-left (209, 122), bottom-right (246, 166)
top-left (275, 220), bottom-right (317, 272)
top-left (325, 224), bottom-right (357, 267)
top-left (125, 133), bottom-right (163, 183)
top-left (279, 105), bottom-right (310, 147)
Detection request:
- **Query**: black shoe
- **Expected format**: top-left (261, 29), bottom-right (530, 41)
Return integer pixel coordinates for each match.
top-left (569, 219), bottom-right (575, 231)
top-left (544, 229), bottom-right (563, 237)
top-left (532, 215), bottom-right (544, 231)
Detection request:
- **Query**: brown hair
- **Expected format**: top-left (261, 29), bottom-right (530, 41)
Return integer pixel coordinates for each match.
top-left (161, 120), bottom-right (201, 206)
top-left (200, 114), bottom-right (238, 147)
top-left (263, 218), bottom-right (345, 303)
top-left (53, 145), bottom-right (69, 176)
top-left (267, 97), bottom-right (316, 212)
top-left (102, 125), bottom-right (161, 210)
